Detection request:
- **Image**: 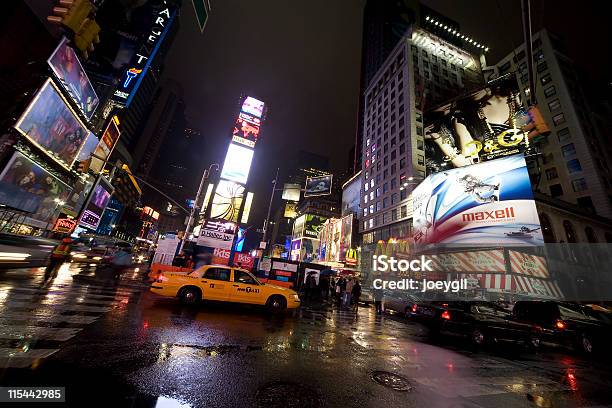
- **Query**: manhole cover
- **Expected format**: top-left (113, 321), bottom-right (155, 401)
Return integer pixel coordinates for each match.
top-left (370, 371), bottom-right (413, 392)
top-left (256, 381), bottom-right (321, 408)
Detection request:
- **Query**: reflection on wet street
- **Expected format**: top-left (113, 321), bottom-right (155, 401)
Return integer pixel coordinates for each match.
top-left (0, 263), bottom-right (611, 407)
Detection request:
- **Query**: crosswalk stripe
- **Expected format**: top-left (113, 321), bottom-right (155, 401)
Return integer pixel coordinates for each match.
top-left (0, 326), bottom-right (82, 342)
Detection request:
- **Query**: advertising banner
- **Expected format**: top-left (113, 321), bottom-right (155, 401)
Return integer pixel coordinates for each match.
top-left (53, 214), bottom-right (77, 233)
top-left (424, 75), bottom-right (531, 175)
top-left (220, 143), bottom-right (254, 185)
top-left (210, 180), bottom-right (245, 223)
top-left (79, 177), bottom-right (113, 230)
top-left (154, 234), bottom-right (180, 265)
top-left (304, 175), bottom-right (333, 197)
top-left (47, 37), bottom-right (99, 119)
top-left (240, 192), bottom-right (253, 224)
top-left (430, 250), bottom-right (506, 273)
top-left (241, 96), bottom-right (265, 118)
top-left (292, 214), bottom-right (305, 238)
top-left (232, 112), bottom-right (260, 148)
top-left (339, 214), bottom-right (353, 262)
top-left (234, 252), bottom-right (255, 269)
top-left (508, 250), bottom-right (549, 278)
top-left (234, 228), bottom-right (246, 252)
top-left (304, 214), bottom-right (327, 238)
top-left (196, 219), bottom-right (236, 249)
top-left (282, 183), bottom-right (301, 202)
top-left (90, 119), bottom-right (120, 174)
top-left (76, 132), bottom-right (99, 162)
top-left (284, 202), bottom-right (297, 218)
top-left (412, 155), bottom-right (542, 245)
top-left (14, 79), bottom-right (89, 166)
top-left (212, 247), bottom-right (231, 265)
top-left (0, 151), bottom-right (72, 222)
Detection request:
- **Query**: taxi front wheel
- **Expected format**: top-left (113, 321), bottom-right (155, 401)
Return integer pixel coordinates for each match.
top-left (266, 296), bottom-right (287, 314)
top-left (179, 286), bottom-right (201, 305)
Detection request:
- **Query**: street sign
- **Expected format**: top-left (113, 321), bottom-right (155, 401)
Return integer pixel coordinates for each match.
top-left (192, 0), bottom-right (210, 32)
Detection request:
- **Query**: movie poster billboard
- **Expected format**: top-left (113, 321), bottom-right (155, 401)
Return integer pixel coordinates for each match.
top-left (424, 75), bottom-right (533, 175)
top-left (339, 214), bottom-right (353, 261)
top-left (304, 214), bottom-right (327, 238)
top-left (412, 155), bottom-right (542, 246)
top-left (0, 151), bottom-right (72, 222)
top-left (210, 180), bottom-right (245, 223)
top-left (14, 79), bottom-right (89, 166)
top-left (47, 37), bottom-right (99, 119)
top-left (304, 175), bottom-right (333, 197)
top-left (241, 96), bottom-right (265, 118)
top-left (232, 112), bottom-right (260, 148)
top-left (90, 119), bottom-right (120, 173)
top-left (79, 177), bottom-right (113, 230)
top-left (76, 132), bottom-right (99, 162)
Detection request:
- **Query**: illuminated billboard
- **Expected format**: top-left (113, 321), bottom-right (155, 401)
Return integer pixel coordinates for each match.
top-left (282, 183), bottom-right (301, 201)
top-left (211, 180), bottom-right (245, 222)
top-left (284, 202), bottom-right (297, 218)
top-left (241, 96), bottom-right (265, 118)
top-left (47, 37), bottom-right (99, 119)
top-left (197, 219), bottom-right (237, 249)
top-left (90, 118), bottom-right (121, 173)
top-left (0, 151), bottom-right (72, 222)
top-left (304, 174), bottom-right (333, 197)
top-left (14, 78), bottom-right (89, 167)
top-left (76, 132), bottom-right (99, 162)
top-left (79, 177), bottom-right (113, 230)
top-left (424, 75), bottom-right (533, 175)
top-left (240, 192), bottom-right (254, 224)
top-left (220, 143), bottom-right (254, 185)
top-left (232, 112), bottom-right (261, 148)
top-left (412, 155), bottom-right (542, 246)
top-left (113, 6), bottom-right (177, 106)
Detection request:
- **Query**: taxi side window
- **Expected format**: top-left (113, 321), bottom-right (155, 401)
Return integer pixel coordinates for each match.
top-left (204, 268), bottom-right (230, 281)
top-left (234, 270), bottom-right (257, 285)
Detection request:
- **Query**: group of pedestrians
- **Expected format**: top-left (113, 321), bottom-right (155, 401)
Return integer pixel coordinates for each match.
top-left (332, 276), bottom-right (361, 311)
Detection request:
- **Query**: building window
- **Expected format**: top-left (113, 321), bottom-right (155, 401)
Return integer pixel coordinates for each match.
top-left (552, 113), bottom-right (566, 126)
top-left (550, 184), bottom-right (563, 197)
top-left (369, 191), bottom-right (374, 200)
top-left (400, 158), bottom-right (406, 168)
top-left (400, 189), bottom-right (407, 200)
top-left (382, 212), bottom-right (388, 224)
top-left (539, 213), bottom-right (556, 242)
top-left (399, 143), bottom-right (406, 154)
top-left (369, 219), bottom-right (374, 229)
top-left (545, 168), bottom-right (558, 180)
top-left (376, 187), bottom-right (380, 197)
top-left (382, 197), bottom-right (388, 208)
top-left (416, 139), bottom-right (424, 150)
top-left (391, 193), bottom-right (398, 204)
top-left (548, 99), bottom-right (561, 112)
top-left (572, 178), bottom-right (588, 192)
top-left (391, 178), bottom-right (397, 189)
top-left (561, 143), bottom-right (576, 157)
top-left (392, 208), bottom-right (398, 221)
top-left (391, 164), bottom-right (396, 174)
top-left (536, 61), bottom-right (548, 73)
top-left (563, 220), bottom-right (577, 243)
top-left (585, 227), bottom-right (598, 243)
top-left (540, 74), bottom-right (552, 85)
top-left (400, 205), bottom-right (407, 218)
top-left (416, 126), bottom-right (423, 136)
top-left (544, 86), bottom-right (556, 98)
top-left (363, 208), bottom-right (368, 217)
top-left (499, 61), bottom-right (511, 74)
top-left (383, 182), bottom-right (388, 193)
top-left (417, 155), bottom-right (424, 166)
top-left (567, 159), bottom-right (582, 173)
top-left (557, 127), bottom-right (571, 142)
top-left (364, 195), bottom-right (368, 204)
top-left (376, 201), bottom-right (382, 211)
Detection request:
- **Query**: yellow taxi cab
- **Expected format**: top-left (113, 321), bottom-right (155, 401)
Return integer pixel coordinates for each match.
top-left (150, 264), bottom-right (300, 313)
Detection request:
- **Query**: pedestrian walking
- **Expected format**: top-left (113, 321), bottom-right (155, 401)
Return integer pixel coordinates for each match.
top-left (343, 277), bottom-right (354, 308)
top-left (351, 279), bottom-right (361, 312)
top-left (45, 237), bottom-right (72, 280)
top-left (305, 272), bottom-right (317, 301)
top-left (109, 243), bottom-right (133, 280)
top-left (373, 286), bottom-right (384, 315)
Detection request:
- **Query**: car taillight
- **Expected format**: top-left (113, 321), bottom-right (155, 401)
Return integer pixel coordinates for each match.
top-left (156, 273), bottom-right (166, 283)
top-left (412, 303), bottom-right (418, 313)
top-left (555, 319), bottom-right (566, 330)
top-left (441, 310), bottom-right (451, 320)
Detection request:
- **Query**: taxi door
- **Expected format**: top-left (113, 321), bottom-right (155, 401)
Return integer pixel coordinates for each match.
top-left (199, 267), bottom-right (232, 301)
top-left (230, 269), bottom-right (263, 305)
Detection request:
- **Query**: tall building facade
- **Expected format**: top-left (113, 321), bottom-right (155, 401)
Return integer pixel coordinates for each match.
top-left (359, 21), bottom-right (485, 242)
top-left (490, 30), bottom-right (612, 219)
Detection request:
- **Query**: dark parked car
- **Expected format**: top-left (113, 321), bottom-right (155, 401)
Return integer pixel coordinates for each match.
top-left (512, 301), bottom-right (612, 355)
top-left (435, 301), bottom-right (542, 348)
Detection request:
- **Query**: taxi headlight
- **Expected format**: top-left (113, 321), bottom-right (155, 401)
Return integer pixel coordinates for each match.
top-left (72, 253), bottom-right (87, 259)
top-left (292, 294), bottom-right (300, 301)
top-left (92, 256), bottom-right (102, 260)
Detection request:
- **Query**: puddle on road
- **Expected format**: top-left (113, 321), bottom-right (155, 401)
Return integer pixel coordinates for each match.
top-left (256, 381), bottom-right (321, 408)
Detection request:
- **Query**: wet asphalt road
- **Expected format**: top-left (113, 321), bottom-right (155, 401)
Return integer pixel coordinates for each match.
top-left (0, 263), bottom-right (611, 408)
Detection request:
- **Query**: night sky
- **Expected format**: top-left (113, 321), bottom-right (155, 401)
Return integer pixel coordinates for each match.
top-left (163, 0), bottom-right (608, 240)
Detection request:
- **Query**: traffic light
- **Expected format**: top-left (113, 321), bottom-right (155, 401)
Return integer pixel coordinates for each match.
top-left (47, 0), bottom-right (99, 59)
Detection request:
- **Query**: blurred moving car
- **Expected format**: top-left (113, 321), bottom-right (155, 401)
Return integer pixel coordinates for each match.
top-left (0, 233), bottom-right (56, 268)
top-left (434, 301), bottom-right (542, 348)
top-left (512, 301), bottom-right (612, 354)
top-left (150, 264), bottom-right (301, 313)
top-left (384, 291), bottom-right (421, 317)
top-left (69, 245), bottom-right (108, 263)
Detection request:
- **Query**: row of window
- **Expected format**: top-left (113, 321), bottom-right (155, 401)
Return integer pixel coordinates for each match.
top-left (363, 204), bottom-right (410, 230)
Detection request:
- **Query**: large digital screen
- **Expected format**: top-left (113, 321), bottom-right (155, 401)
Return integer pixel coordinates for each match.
top-left (240, 192), bottom-right (254, 224)
top-left (197, 219), bottom-right (237, 249)
top-left (241, 96), bottom-right (265, 118)
top-left (47, 37), bottom-right (99, 119)
top-left (220, 143), bottom-right (254, 185)
top-left (76, 132), bottom-right (99, 162)
top-left (0, 151), bottom-right (72, 222)
top-left (304, 175), bottom-right (333, 197)
top-left (424, 75), bottom-right (532, 175)
top-left (210, 180), bottom-right (245, 223)
top-left (282, 183), bottom-right (301, 201)
top-left (79, 178), bottom-right (113, 230)
top-left (232, 112), bottom-right (260, 148)
top-left (14, 79), bottom-right (89, 167)
top-left (90, 119), bottom-right (120, 173)
top-left (412, 155), bottom-right (542, 246)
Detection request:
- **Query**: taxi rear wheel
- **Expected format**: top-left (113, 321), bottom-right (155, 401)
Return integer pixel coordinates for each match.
top-left (179, 286), bottom-right (201, 305)
top-left (266, 295), bottom-right (286, 314)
